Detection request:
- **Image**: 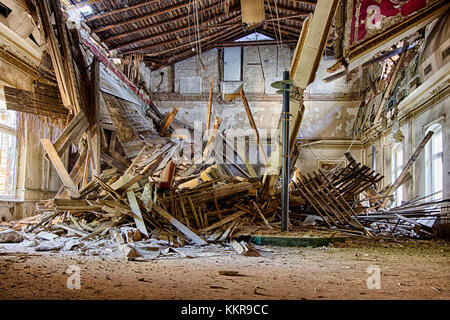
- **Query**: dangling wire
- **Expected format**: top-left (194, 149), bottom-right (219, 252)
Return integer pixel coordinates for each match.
top-left (265, 0), bottom-right (281, 51)
top-left (255, 33), bottom-right (266, 81)
top-left (266, 0), bottom-right (288, 71)
top-left (273, 0), bottom-right (284, 49)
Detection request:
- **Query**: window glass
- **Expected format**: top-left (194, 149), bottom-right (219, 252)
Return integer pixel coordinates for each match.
top-left (432, 130), bottom-right (442, 155)
top-left (0, 131), bottom-right (17, 197)
top-left (425, 124), bottom-right (443, 200)
top-left (0, 98), bottom-right (17, 198)
top-left (0, 100), bottom-right (17, 129)
top-left (392, 144), bottom-right (403, 206)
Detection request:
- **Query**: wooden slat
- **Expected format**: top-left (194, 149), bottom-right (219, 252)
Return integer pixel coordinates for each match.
top-left (240, 88), bottom-right (268, 166)
top-left (41, 139), bottom-right (80, 198)
top-left (153, 204), bottom-right (207, 246)
top-left (380, 131), bottom-right (434, 208)
top-left (126, 190), bottom-right (149, 237)
top-left (206, 77), bottom-right (214, 131)
top-left (160, 106), bottom-right (178, 136)
top-left (199, 210), bottom-right (247, 233)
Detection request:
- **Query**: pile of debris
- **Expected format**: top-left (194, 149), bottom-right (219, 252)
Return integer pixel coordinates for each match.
top-left (1, 1), bottom-right (448, 258)
top-left (4, 136), bottom-right (447, 255)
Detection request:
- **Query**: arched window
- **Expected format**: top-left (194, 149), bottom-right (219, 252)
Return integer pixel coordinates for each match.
top-left (425, 124), bottom-right (443, 200)
top-left (392, 143), bottom-right (403, 207)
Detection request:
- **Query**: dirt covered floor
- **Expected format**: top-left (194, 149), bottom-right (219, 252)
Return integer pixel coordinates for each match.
top-left (0, 238), bottom-right (449, 300)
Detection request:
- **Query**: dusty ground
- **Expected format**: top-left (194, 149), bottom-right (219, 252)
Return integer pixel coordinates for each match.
top-left (0, 238), bottom-right (449, 300)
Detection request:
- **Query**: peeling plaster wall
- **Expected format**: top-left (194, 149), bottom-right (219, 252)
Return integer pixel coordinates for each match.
top-left (0, 10), bottom-right (58, 221)
top-left (155, 99), bottom-right (282, 133)
top-left (300, 101), bottom-right (360, 139)
top-left (365, 96), bottom-right (450, 203)
top-left (361, 16), bottom-right (450, 209)
top-left (297, 144), bottom-right (363, 175)
top-left (149, 46), bottom-right (364, 173)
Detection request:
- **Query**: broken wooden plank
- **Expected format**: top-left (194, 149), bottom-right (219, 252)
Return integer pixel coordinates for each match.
top-left (108, 131), bottom-right (117, 153)
top-left (199, 210), bottom-right (247, 233)
top-left (187, 196), bottom-right (202, 229)
top-left (160, 160), bottom-right (176, 189)
top-left (373, 41), bottom-right (409, 124)
top-left (206, 77), bottom-right (214, 131)
top-left (126, 190), bottom-right (149, 237)
top-left (160, 106), bottom-right (178, 136)
top-left (89, 57), bottom-right (101, 176)
top-left (124, 146), bottom-right (147, 176)
top-left (240, 87), bottom-right (268, 166)
top-left (252, 200), bottom-right (272, 229)
top-left (41, 139), bottom-right (80, 198)
top-left (152, 204), bottom-right (207, 246)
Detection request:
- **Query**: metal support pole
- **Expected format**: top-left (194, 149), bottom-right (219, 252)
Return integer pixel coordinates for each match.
top-left (281, 70), bottom-right (290, 232)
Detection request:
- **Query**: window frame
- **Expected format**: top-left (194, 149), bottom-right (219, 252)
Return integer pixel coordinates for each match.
top-left (222, 46), bottom-right (243, 82)
top-left (391, 143), bottom-right (403, 207)
top-left (425, 123), bottom-right (443, 200)
top-left (0, 100), bottom-right (18, 200)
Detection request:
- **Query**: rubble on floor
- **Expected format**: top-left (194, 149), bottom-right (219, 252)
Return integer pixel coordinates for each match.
top-left (1, 137), bottom-right (448, 258)
top-left (1, 1), bottom-right (447, 257)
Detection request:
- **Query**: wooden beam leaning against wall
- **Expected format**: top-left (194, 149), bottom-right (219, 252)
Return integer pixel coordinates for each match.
top-left (41, 139), bottom-right (81, 198)
top-left (44, 110), bottom-right (88, 161)
top-left (36, 0), bottom-right (83, 114)
top-left (380, 131), bottom-right (434, 209)
top-left (89, 58), bottom-right (101, 176)
top-left (262, 0), bottom-right (340, 194)
top-left (240, 87), bottom-right (268, 167)
top-left (373, 41), bottom-right (409, 125)
top-left (160, 106), bottom-right (178, 136)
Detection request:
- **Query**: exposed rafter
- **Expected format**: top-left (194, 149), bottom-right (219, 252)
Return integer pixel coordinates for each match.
top-left (118, 11), bottom-right (242, 53)
top-left (72, 0), bottom-right (325, 69)
top-left (92, 1), bottom-right (193, 34)
top-left (102, 1), bottom-right (229, 43)
top-left (85, 0), bottom-right (160, 22)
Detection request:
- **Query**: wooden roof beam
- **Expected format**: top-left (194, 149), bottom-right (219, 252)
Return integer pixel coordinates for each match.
top-left (85, 0), bottom-right (159, 22)
top-left (255, 27), bottom-right (296, 40)
top-left (264, 1), bottom-right (314, 14)
top-left (92, 0), bottom-right (192, 34)
top-left (149, 27), bottom-right (247, 69)
top-left (286, 0), bottom-right (317, 5)
top-left (103, 1), bottom-right (236, 43)
top-left (67, 0), bottom-right (104, 9)
top-left (264, 12), bottom-right (309, 22)
top-left (264, 24), bottom-right (301, 38)
top-left (268, 21), bottom-right (303, 33)
top-left (117, 11), bottom-right (242, 53)
top-left (151, 24), bottom-right (263, 69)
top-left (214, 39), bottom-right (297, 47)
top-left (142, 24), bottom-right (243, 57)
top-left (257, 29), bottom-right (298, 41)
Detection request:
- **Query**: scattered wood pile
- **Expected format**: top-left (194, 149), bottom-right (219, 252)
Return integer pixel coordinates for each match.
top-left (293, 155), bottom-right (383, 236)
top-left (357, 198), bottom-right (450, 238)
top-left (3, 1), bottom-right (448, 254)
top-left (288, 150), bottom-right (448, 238)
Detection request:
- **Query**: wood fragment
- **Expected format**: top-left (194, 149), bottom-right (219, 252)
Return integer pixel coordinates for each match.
top-left (153, 204), bottom-right (207, 246)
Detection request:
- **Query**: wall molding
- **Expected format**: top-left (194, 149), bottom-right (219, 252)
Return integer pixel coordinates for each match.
top-left (360, 72), bottom-right (450, 147)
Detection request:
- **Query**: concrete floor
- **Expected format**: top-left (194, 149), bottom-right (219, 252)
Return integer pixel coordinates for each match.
top-left (0, 239), bottom-right (449, 300)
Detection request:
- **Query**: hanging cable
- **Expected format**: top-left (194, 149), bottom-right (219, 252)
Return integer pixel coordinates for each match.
top-left (255, 33), bottom-right (266, 81)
